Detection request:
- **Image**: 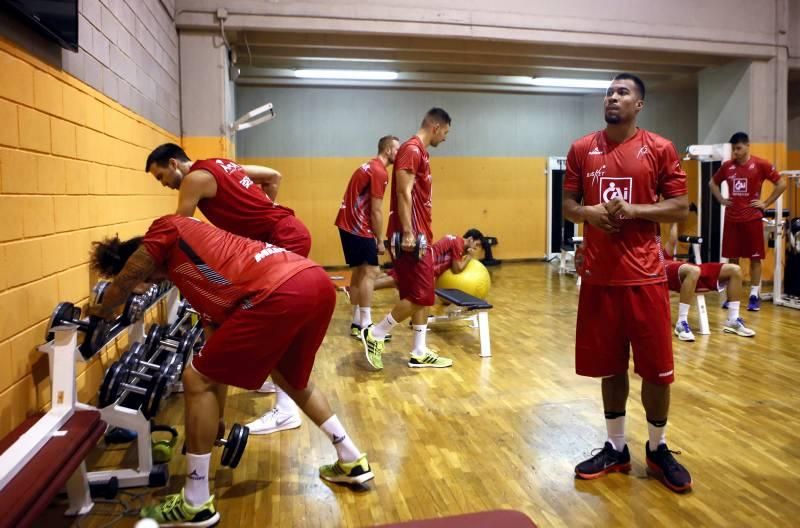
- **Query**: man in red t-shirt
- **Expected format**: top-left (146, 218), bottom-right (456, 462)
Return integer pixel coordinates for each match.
top-left (662, 225), bottom-right (755, 341)
top-left (563, 74), bottom-right (692, 493)
top-left (145, 144), bottom-right (311, 436)
top-left (374, 230), bottom-right (484, 291)
top-left (88, 216), bottom-right (373, 525)
top-left (709, 132), bottom-right (787, 311)
top-left (360, 108), bottom-right (454, 370)
top-left (335, 135), bottom-right (399, 338)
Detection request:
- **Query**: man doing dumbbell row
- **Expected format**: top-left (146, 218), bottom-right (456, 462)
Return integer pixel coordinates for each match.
top-left (361, 108), bottom-right (455, 370)
top-left (89, 214), bottom-right (373, 527)
top-left (145, 144), bottom-right (307, 436)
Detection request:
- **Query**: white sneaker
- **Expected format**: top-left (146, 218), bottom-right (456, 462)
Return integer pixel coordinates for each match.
top-left (723, 317), bottom-right (756, 337)
top-left (257, 380), bottom-right (278, 393)
top-left (674, 321), bottom-right (695, 342)
top-left (246, 408), bottom-right (302, 435)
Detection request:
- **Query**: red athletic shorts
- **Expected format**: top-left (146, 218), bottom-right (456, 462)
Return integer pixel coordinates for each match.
top-left (575, 282), bottom-right (674, 385)
top-left (191, 267), bottom-right (335, 390)
top-left (271, 215), bottom-right (312, 258)
top-left (665, 261), bottom-right (725, 293)
top-left (722, 219), bottom-right (765, 260)
top-left (392, 251), bottom-right (435, 306)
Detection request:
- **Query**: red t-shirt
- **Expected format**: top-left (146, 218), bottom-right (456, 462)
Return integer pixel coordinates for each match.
top-left (386, 136), bottom-right (434, 242)
top-left (143, 215), bottom-right (316, 325)
top-left (564, 128), bottom-right (687, 286)
top-left (431, 235), bottom-right (464, 277)
top-left (712, 156), bottom-right (781, 223)
top-left (191, 158), bottom-right (295, 242)
top-left (334, 158), bottom-right (389, 238)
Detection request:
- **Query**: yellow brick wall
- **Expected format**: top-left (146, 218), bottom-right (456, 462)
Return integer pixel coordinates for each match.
top-left (0, 37), bottom-right (177, 438)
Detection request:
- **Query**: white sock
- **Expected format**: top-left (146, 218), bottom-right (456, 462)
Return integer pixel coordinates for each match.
top-left (352, 305), bottom-right (361, 326)
top-left (605, 413), bottom-right (626, 452)
top-left (320, 415), bottom-right (361, 463)
top-left (274, 386), bottom-right (297, 414)
top-left (359, 307), bottom-right (372, 327)
top-left (411, 325), bottom-right (427, 354)
top-left (372, 314), bottom-right (397, 340)
top-left (647, 420), bottom-right (667, 452)
top-left (184, 452), bottom-right (211, 506)
top-left (728, 301), bottom-right (741, 321)
top-left (750, 285), bottom-right (760, 297)
top-left (677, 303), bottom-right (690, 323)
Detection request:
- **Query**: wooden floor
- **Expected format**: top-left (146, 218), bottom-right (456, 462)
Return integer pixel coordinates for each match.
top-left (45, 262), bottom-right (800, 527)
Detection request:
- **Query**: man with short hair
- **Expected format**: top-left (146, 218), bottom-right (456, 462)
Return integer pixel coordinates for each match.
top-left (709, 132), bottom-right (787, 311)
top-left (89, 215), bottom-right (372, 526)
top-left (374, 230), bottom-right (484, 291)
top-left (336, 135), bottom-right (400, 337)
top-left (145, 144), bottom-right (309, 435)
top-left (361, 108), bottom-right (454, 370)
top-left (563, 73), bottom-right (693, 493)
top-left (663, 225), bottom-right (755, 341)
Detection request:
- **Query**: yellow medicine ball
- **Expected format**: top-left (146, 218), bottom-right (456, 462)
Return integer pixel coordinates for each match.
top-left (436, 259), bottom-right (491, 299)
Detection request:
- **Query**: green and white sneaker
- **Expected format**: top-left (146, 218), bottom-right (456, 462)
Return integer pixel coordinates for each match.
top-left (319, 454), bottom-right (374, 485)
top-left (408, 348), bottom-right (453, 368)
top-left (360, 326), bottom-right (385, 370)
top-left (722, 317), bottom-right (756, 337)
top-left (140, 488), bottom-right (220, 527)
top-left (350, 323), bottom-right (362, 339)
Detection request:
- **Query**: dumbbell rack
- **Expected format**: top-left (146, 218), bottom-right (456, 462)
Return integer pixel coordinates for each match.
top-left (79, 286), bottom-right (182, 491)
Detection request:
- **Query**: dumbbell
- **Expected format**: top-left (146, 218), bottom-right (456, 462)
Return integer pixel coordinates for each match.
top-left (118, 342), bottom-right (181, 384)
top-left (144, 324), bottom-right (203, 365)
top-left (181, 423), bottom-right (249, 468)
top-left (390, 231), bottom-right (428, 259)
top-left (45, 303), bottom-right (111, 359)
top-left (98, 362), bottom-right (169, 418)
top-left (92, 281), bottom-right (147, 324)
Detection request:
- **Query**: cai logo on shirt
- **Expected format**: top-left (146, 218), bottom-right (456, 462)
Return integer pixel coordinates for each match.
top-left (732, 178), bottom-right (748, 195)
top-left (599, 177), bottom-right (632, 203)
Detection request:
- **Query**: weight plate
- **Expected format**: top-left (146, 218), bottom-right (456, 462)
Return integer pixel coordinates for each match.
top-left (80, 318), bottom-right (110, 359)
top-left (228, 424), bottom-right (249, 469)
top-left (98, 362), bottom-right (126, 407)
top-left (45, 302), bottom-right (76, 342)
top-left (144, 373), bottom-right (168, 419)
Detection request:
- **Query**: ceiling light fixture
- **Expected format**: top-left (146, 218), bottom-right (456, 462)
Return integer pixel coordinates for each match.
top-left (294, 69), bottom-right (399, 80)
top-left (529, 77), bottom-right (611, 89)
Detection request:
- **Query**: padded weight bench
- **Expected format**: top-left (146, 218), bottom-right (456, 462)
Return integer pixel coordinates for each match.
top-left (431, 288), bottom-right (493, 357)
top-left (375, 509), bottom-right (536, 527)
top-left (0, 410), bottom-right (105, 528)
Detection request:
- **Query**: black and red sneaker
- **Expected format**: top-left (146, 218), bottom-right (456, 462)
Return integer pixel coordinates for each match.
top-left (646, 441), bottom-right (693, 493)
top-left (575, 442), bottom-right (631, 479)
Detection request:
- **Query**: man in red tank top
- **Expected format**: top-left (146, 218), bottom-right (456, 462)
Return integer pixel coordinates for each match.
top-left (335, 135), bottom-right (399, 338)
top-left (360, 108), bottom-right (455, 371)
top-left (145, 144), bottom-right (310, 436)
top-left (709, 132), bottom-right (787, 311)
top-left (88, 216), bottom-right (373, 525)
top-left (563, 74), bottom-right (693, 493)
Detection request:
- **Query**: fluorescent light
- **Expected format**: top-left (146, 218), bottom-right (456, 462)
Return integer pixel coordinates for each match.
top-left (530, 77), bottom-right (611, 89)
top-left (294, 69), bottom-right (398, 80)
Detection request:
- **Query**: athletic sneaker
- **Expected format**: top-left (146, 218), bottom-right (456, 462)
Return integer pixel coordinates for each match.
top-left (747, 295), bottom-right (760, 311)
top-left (361, 325), bottom-right (385, 370)
top-left (408, 347), bottom-right (453, 368)
top-left (319, 453), bottom-right (374, 485)
top-left (645, 441), bottom-right (693, 493)
top-left (246, 407), bottom-right (302, 435)
top-left (350, 323), bottom-right (361, 339)
top-left (257, 380), bottom-right (277, 393)
top-left (722, 317), bottom-right (756, 337)
top-left (674, 321), bottom-right (695, 342)
top-left (140, 488), bottom-right (220, 527)
top-left (574, 442), bottom-right (631, 479)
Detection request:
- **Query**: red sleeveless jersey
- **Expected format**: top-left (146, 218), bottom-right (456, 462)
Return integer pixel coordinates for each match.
top-left (191, 158), bottom-right (294, 242)
top-left (386, 136), bottom-right (433, 241)
top-left (142, 215), bottom-right (316, 325)
top-left (564, 128), bottom-right (687, 286)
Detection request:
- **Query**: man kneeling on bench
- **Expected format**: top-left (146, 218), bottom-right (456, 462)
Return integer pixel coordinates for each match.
top-left (373, 229), bottom-right (484, 292)
top-left (664, 224), bottom-right (755, 342)
top-left (88, 214), bottom-right (372, 527)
